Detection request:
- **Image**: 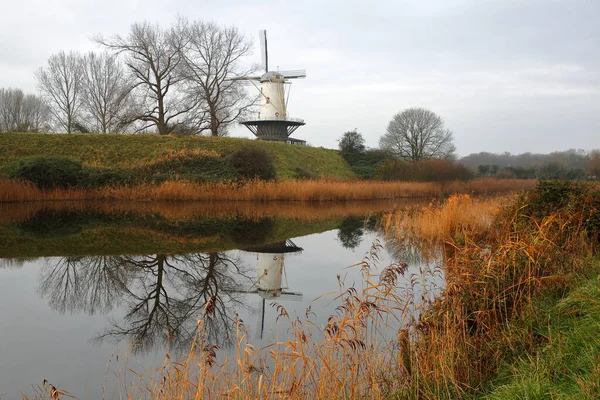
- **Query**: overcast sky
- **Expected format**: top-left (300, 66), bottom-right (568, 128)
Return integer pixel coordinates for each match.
top-left (1, 0), bottom-right (598, 156)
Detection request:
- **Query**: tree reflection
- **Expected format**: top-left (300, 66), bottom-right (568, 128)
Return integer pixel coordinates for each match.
top-left (38, 256), bottom-right (131, 314)
top-left (38, 252), bottom-right (253, 354)
top-left (337, 217), bottom-right (365, 249)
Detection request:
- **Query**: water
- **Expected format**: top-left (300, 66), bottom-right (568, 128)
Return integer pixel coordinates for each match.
top-left (0, 200), bottom-right (444, 398)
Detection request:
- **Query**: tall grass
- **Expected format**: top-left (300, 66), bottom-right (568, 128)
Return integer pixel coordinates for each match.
top-left (381, 194), bottom-right (504, 242)
top-left (383, 183), bottom-right (600, 398)
top-left (0, 177), bottom-right (536, 203)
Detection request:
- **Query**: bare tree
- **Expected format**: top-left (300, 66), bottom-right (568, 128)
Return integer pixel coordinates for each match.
top-left (0, 88), bottom-right (50, 132)
top-left (81, 52), bottom-right (136, 133)
top-left (21, 93), bottom-right (52, 132)
top-left (379, 108), bottom-right (457, 161)
top-left (0, 88), bottom-right (22, 131)
top-left (178, 19), bottom-right (256, 136)
top-left (35, 51), bottom-right (84, 133)
top-left (95, 22), bottom-right (194, 135)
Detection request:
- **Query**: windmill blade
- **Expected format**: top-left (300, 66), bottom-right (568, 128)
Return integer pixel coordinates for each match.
top-left (280, 69), bottom-right (307, 79)
top-left (259, 30), bottom-right (268, 73)
top-left (227, 75), bottom-right (261, 81)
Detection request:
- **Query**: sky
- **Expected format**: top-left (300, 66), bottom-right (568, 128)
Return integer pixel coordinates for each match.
top-left (0, 0), bottom-right (598, 156)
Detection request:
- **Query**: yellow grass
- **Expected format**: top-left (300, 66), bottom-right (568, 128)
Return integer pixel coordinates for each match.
top-left (121, 148), bottom-right (222, 169)
top-left (381, 194), bottom-right (506, 242)
top-left (0, 178), bottom-right (536, 203)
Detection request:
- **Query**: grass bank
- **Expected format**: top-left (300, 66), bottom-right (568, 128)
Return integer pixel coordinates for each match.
top-left (0, 132), bottom-right (355, 180)
top-left (0, 177), bottom-right (536, 203)
top-left (483, 274), bottom-right (600, 399)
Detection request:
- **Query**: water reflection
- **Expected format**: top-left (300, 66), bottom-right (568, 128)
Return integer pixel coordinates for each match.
top-left (35, 243), bottom-right (308, 354)
top-left (0, 199), bottom-right (448, 398)
top-left (241, 240), bottom-right (304, 339)
top-left (39, 253), bottom-right (253, 353)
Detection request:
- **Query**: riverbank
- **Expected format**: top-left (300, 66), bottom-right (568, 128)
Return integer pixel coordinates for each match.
top-left (0, 177), bottom-right (536, 203)
top-left (385, 181), bottom-right (600, 398)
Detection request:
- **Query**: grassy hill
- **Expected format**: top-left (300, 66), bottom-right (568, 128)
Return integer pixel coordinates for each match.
top-left (0, 132), bottom-right (355, 181)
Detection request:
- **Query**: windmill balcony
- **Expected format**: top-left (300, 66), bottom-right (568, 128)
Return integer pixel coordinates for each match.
top-left (239, 116), bottom-right (305, 124)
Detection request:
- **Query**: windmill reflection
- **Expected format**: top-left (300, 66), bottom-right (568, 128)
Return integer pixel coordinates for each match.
top-left (240, 239), bottom-right (304, 339)
top-left (38, 252), bottom-right (254, 354)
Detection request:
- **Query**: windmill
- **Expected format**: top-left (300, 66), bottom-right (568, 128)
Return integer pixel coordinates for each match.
top-left (237, 30), bottom-right (307, 144)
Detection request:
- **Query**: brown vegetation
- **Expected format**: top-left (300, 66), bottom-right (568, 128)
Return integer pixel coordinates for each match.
top-left (0, 177), bottom-right (536, 203)
top-left (381, 183), bottom-right (600, 397)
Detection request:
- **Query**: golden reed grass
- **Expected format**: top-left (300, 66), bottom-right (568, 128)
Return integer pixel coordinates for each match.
top-left (381, 194), bottom-right (506, 242)
top-left (0, 178), bottom-right (536, 203)
top-left (378, 185), bottom-right (599, 397)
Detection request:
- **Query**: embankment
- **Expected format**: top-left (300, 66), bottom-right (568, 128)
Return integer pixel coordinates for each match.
top-left (0, 132), bottom-right (356, 180)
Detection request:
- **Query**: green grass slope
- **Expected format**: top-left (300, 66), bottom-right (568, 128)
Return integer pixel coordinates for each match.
top-left (483, 269), bottom-right (600, 400)
top-left (0, 132), bottom-right (355, 180)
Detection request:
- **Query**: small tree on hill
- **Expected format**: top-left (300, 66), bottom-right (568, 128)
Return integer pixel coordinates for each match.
top-left (338, 129), bottom-right (366, 154)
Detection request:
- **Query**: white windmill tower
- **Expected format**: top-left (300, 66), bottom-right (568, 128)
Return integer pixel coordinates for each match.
top-left (238, 30), bottom-right (307, 144)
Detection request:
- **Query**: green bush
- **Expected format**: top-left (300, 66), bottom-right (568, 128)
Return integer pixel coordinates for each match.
top-left (79, 167), bottom-right (130, 188)
top-left (4, 155), bottom-right (83, 189)
top-left (227, 145), bottom-right (276, 181)
top-left (294, 166), bottom-right (317, 180)
top-left (377, 159), bottom-right (473, 182)
top-left (132, 153), bottom-right (239, 184)
top-left (341, 148), bottom-right (394, 180)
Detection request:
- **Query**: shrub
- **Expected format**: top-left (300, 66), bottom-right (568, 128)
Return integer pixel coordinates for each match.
top-left (4, 155), bottom-right (83, 189)
top-left (342, 148), bottom-right (394, 180)
top-left (79, 167), bottom-right (130, 188)
top-left (227, 145), bottom-right (276, 181)
top-left (377, 159), bottom-right (474, 182)
top-left (131, 149), bottom-right (238, 183)
top-left (294, 167), bottom-right (317, 180)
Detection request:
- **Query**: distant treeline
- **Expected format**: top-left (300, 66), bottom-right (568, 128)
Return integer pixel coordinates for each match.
top-left (459, 149), bottom-right (600, 180)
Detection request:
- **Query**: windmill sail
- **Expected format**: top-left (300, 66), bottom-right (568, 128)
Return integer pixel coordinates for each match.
top-left (280, 70), bottom-right (307, 79)
top-left (259, 30), bottom-right (268, 72)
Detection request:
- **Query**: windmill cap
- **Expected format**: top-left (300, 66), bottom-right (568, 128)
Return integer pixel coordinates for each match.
top-left (260, 71), bottom-right (285, 82)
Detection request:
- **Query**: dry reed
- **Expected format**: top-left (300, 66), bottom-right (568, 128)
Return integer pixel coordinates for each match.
top-left (381, 194), bottom-right (505, 242)
top-left (379, 184), bottom-right (599, 397)
top-left (0, 178), bottom-right (536, 203)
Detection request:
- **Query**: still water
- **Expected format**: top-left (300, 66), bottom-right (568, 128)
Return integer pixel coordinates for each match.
top-left (0, 200), bottom-right (444, 399)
